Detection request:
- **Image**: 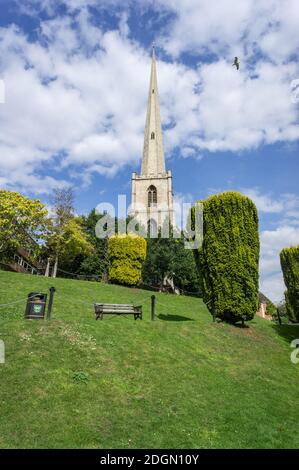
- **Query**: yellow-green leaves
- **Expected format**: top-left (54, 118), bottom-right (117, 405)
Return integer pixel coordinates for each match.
top-left (108, 234), bottom-right (147, 286)
top-left (194, 191), bottom-right (259, 323)
top-left (280, 245), bottom-right (299, 322)
top-left (0, 189), bottom-right (48, 257)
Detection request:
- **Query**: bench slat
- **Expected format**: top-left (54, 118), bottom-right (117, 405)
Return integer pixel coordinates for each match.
top-left (94, 303), bottom-right (134, 307)
top-left (94, 302), bottom-right (142, 320)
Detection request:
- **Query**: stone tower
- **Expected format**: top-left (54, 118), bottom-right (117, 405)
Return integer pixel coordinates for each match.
top-left (131, 47), bottom-right (174, 233)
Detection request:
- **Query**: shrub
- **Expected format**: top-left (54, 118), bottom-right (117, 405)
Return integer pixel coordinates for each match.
top-left (266, 301), bottom-right (277, 317)
top-left (280, 245), bottom-right (299, 322)
top-left (192, 191), bottom-right (259, 324)
top-left (108, 234), bottom-right (147, 286)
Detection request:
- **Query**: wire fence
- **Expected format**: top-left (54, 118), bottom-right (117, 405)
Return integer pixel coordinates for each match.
top-left (138, 282), bottom-right (202, 297)
top-left (1, 260), bottom-right (201, 297)
top-left (0, 293), bottom-right (46, 309)
top-left (0, 291), bottom-right (289, 325)
top-left (57, 268), bottom-right (101, 281)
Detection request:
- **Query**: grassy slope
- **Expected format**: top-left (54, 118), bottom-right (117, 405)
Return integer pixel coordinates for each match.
top-left (0, 270), bottom-right (298, 449)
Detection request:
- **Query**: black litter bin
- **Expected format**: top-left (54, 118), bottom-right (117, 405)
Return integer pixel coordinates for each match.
top-left (25, 293), bottom-right (47, 320)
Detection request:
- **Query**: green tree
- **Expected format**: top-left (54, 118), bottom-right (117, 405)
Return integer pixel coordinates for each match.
top-left (79, 209), bottom-right (110, 280)
top-left (172, 237), bottom-right (200, 294)
top-left (47, 187), bottom-right (75, 276)
top-left (142, 224), bottom-right (199, 293)
top-left (46, 216), bottom-right (94, 276)
top-left (193, 191), bottom-right (259, 324)
top-left (0, 190), bottom-right (48, 259)
top-left (142, 229), bottom-right (176, 289)
top-left (108, 234), bottom-right (147, 286)
top-left (280, 245), bottom-right (299, 322)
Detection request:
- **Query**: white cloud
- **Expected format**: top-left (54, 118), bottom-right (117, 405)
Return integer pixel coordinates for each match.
top-left (0, 1), bottom-right (298, 195)
top-left (242, 189), bottom-right (299, 218)
top-left (0, 14), bottom-right (202, 193)
top-left (155, 0), bottom-right (299, 64)
top-left (260, 225), bottom-right (299, 302)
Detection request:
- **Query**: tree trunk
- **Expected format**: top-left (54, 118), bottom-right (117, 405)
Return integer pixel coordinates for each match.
top-left (52, 255), bottom-right (58, 278)
top-left (45, 258), bottom-right (50, 277)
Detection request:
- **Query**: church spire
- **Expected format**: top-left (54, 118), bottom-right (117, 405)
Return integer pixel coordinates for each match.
top-left (141, 46), bottom-right (166, 176)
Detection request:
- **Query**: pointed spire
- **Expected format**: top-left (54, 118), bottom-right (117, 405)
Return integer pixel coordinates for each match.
top-left (141, 46), bottom-right (166, 176)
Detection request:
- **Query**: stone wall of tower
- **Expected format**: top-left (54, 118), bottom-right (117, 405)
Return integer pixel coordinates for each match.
top-left (131, 171), bottom-right (174, 229)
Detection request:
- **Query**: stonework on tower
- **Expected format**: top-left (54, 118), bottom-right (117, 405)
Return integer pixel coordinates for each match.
top-left (130, 46), bottom-right (174, 233)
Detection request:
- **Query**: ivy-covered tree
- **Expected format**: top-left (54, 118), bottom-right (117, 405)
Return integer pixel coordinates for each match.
top-left (0, 190), bottom-right (48, 260)
top-left (280, 245), bottom-right (299, 322)
top-left (193, 191), bottom-right (259, 324)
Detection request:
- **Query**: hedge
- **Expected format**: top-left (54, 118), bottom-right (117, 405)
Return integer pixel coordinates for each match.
top-left (192, 191), bottom-right (259, 323)
top-left (108, 234), bottom-right (147, 286)
top-left (280, 245), bottom-right (299, 322)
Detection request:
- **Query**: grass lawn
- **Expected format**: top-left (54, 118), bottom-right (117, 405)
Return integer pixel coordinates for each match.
top-left (0, 269), bottom-right (298, 449)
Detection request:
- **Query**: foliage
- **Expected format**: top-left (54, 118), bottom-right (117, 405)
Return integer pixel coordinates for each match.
top-left (49, 187), bottom-right (74, 228)
top-left (275, 301), bottom-right (288, 323)
top-left (79, 209), bottom-right (110, 280)
top-left (46, 217), bottom-right (94, 273)
top-left (108, 234), bottom-right (147, 286)
top-left (192, 191), bottom-right (259, 324)
top-left (0, 190), bottom-right (48, 259)
top-left (45, 187), bottom-right (76, 276)
top-left (258, 292), bottom-right (277, 316)
top-left (280, 245), bottom-right (299, 322)
top-left (72, 371), bottom-right (90, 385)
top-left (142, 223), bottom-right (200, 293)
top-left (266, 300), bottom-right (277, 317)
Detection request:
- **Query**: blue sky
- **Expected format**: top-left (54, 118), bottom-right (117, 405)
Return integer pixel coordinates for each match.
top-left (0, 0), bottom-right (298, 301)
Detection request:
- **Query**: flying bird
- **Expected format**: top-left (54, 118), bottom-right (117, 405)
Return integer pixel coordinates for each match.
top-left (232, 57), bottom-right (240, 70)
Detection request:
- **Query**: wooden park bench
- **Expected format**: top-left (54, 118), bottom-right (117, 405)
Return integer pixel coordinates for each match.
top-left (94, 303), bottom-right (142, 320)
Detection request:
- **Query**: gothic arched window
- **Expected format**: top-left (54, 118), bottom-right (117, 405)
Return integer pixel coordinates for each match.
top-left (147, 218), bottom-right (158, 238)
top-left (151, 131), bottom-right (155, 140)
top-left (148, 185), bottom-right (157, 207)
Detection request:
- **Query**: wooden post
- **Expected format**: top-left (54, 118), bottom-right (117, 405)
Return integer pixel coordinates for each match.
top-left (151, 295), bottom-right (155, 321)
top-left (47, 287), bottom-right (56, 320)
